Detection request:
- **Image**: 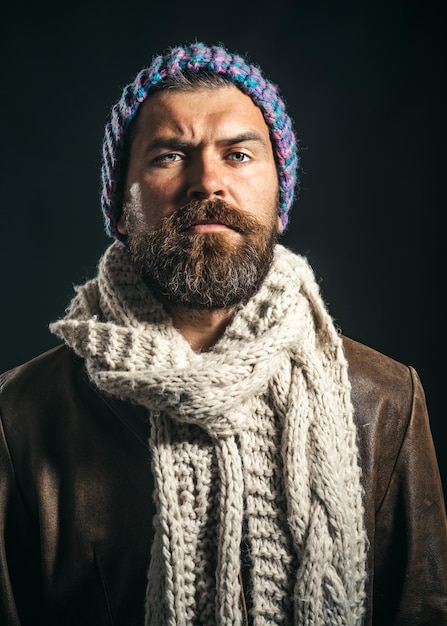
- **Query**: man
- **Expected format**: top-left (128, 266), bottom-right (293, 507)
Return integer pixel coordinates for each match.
top-left (0, 42), bottom-right (446, 626)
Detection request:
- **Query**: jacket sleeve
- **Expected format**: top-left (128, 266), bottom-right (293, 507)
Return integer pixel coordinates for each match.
top-left (0, 402), bottom-right (44, 625)
top-left (0, 413), bottom-right (22, 625)
top-left (0, 405), bottom-right (33, 626)
top-left (372, 367), bottom-right (447, 625)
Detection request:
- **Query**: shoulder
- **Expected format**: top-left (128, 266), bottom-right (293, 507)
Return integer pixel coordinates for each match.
top-left (0, 345), bottom-right (100, 434)
top-left (0, 343), bottom-right (150, 451)
top-left (0, 344), bottom-right (85, 400)
top-left (342, 334), bottom-right (413, 389)
top-left (341, 335), bottom-right (432, 509)
top-left (341, 334), bottom-right (416, 421)
top-left (341, 332), bottom-right (420, 434)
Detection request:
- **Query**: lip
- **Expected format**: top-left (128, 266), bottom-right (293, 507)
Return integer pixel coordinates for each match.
top-left (187, 221), bottom-right (234, 234)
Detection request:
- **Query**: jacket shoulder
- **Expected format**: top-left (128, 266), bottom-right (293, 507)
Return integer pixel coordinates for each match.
top-left (341, 334), bottom-right (413, 396)
top-left (341, 334), bottom-right (430, 507)
top-left (0, 343), bottom-right (150, 450)
top-left (0, 344), bottom-right (84, 399)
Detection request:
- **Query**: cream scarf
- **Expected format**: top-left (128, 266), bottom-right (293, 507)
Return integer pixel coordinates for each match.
top-left (50, 241), bottom-right (368, 625)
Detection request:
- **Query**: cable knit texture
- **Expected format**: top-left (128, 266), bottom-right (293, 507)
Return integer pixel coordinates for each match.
top-left (50, 242), bottom-right (368, 626)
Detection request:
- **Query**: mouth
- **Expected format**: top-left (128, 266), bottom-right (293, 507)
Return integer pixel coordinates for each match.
top-left (186, 220), bottom-right (239, 234)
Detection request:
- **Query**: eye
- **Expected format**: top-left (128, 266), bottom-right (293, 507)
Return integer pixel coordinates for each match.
top-left (154, 152), bottom-right (183, 164)
top-left (229, 151), bottom-right (250, 163)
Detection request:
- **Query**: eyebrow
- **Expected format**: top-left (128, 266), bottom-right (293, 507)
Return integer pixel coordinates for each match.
top-left (144, 131), bottom-right (269, 153)
top-left (217, 132), bottom-right (269, 147)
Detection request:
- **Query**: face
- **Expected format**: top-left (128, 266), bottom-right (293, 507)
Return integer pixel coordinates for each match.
top-left (119, 84), bottom-right (281, 309)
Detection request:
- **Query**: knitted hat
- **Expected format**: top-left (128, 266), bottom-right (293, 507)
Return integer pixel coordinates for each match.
top-left (101, 42), bottom-right (299, 241)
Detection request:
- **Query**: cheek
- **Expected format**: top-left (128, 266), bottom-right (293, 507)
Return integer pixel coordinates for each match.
top-left (123, 183), bottom-right (152, 226)
top-left (125, 181), bottom-right (142, 203)
top-left (247, 165), bottom-right (279, 201)
top-left (125, 181), bottom-right (177, 231)
top-left (140, 173), bottom-right (183, 208)
top-left (125, 182), bottom-right (147, 219)
top-left (249, 170), bottom-right (280, 223)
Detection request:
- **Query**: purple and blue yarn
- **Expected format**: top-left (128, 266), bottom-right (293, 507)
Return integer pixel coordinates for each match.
top-left (101, 42), bottom-right (299, 241)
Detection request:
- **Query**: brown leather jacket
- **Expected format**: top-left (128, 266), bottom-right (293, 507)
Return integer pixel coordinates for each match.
top-left (0, 336), bottom-right (446, 625)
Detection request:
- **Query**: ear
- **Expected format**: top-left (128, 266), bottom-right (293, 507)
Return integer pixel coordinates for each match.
top-left (277, 215), bottom-right (282, 232)
top-left (117, 214), bottom-right (128, 235)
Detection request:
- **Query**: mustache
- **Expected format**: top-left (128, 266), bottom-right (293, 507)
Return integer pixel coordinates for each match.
top-left (160, 199), bottom-right (265, 236)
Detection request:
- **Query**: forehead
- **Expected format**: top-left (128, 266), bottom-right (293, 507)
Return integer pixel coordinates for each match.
top-left (132, 84), bottom-right (271, 141)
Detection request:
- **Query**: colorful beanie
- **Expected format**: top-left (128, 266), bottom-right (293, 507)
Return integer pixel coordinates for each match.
top-left (101, 42), bottom-right (299, 240)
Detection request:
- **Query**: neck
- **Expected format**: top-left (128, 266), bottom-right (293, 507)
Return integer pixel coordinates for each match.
top-left (166, 304), bottom-right (237, 352)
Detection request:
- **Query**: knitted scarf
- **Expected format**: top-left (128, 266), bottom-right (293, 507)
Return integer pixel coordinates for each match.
top-left (50, 241), bottom-right (368, 626)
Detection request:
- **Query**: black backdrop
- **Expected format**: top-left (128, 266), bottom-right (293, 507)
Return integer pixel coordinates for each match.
top-left (1, 1), bottom-right (445, 497)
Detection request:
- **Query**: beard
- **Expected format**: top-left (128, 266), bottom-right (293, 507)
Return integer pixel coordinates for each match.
top-left (123, 198), bottom-right (279, 310)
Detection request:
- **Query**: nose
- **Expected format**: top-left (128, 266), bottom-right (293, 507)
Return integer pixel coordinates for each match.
top-left (186, 155), bottom-right (226, 201)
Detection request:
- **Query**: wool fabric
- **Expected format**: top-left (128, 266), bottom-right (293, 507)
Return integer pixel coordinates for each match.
top-left (100, 42), bottom-right (298, 240)
top-left (50, 242), bottom-right (368, 625)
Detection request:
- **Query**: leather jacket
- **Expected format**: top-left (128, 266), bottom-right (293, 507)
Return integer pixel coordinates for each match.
top-left (0, 336), bottom-right (446, 625)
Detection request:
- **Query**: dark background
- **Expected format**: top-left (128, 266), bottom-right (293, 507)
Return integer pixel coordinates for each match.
top-left (1, 1), bottom-right (445, 496)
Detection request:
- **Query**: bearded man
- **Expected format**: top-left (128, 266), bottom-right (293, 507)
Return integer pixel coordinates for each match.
top-left (0, 42), bottom-right (446, 626)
